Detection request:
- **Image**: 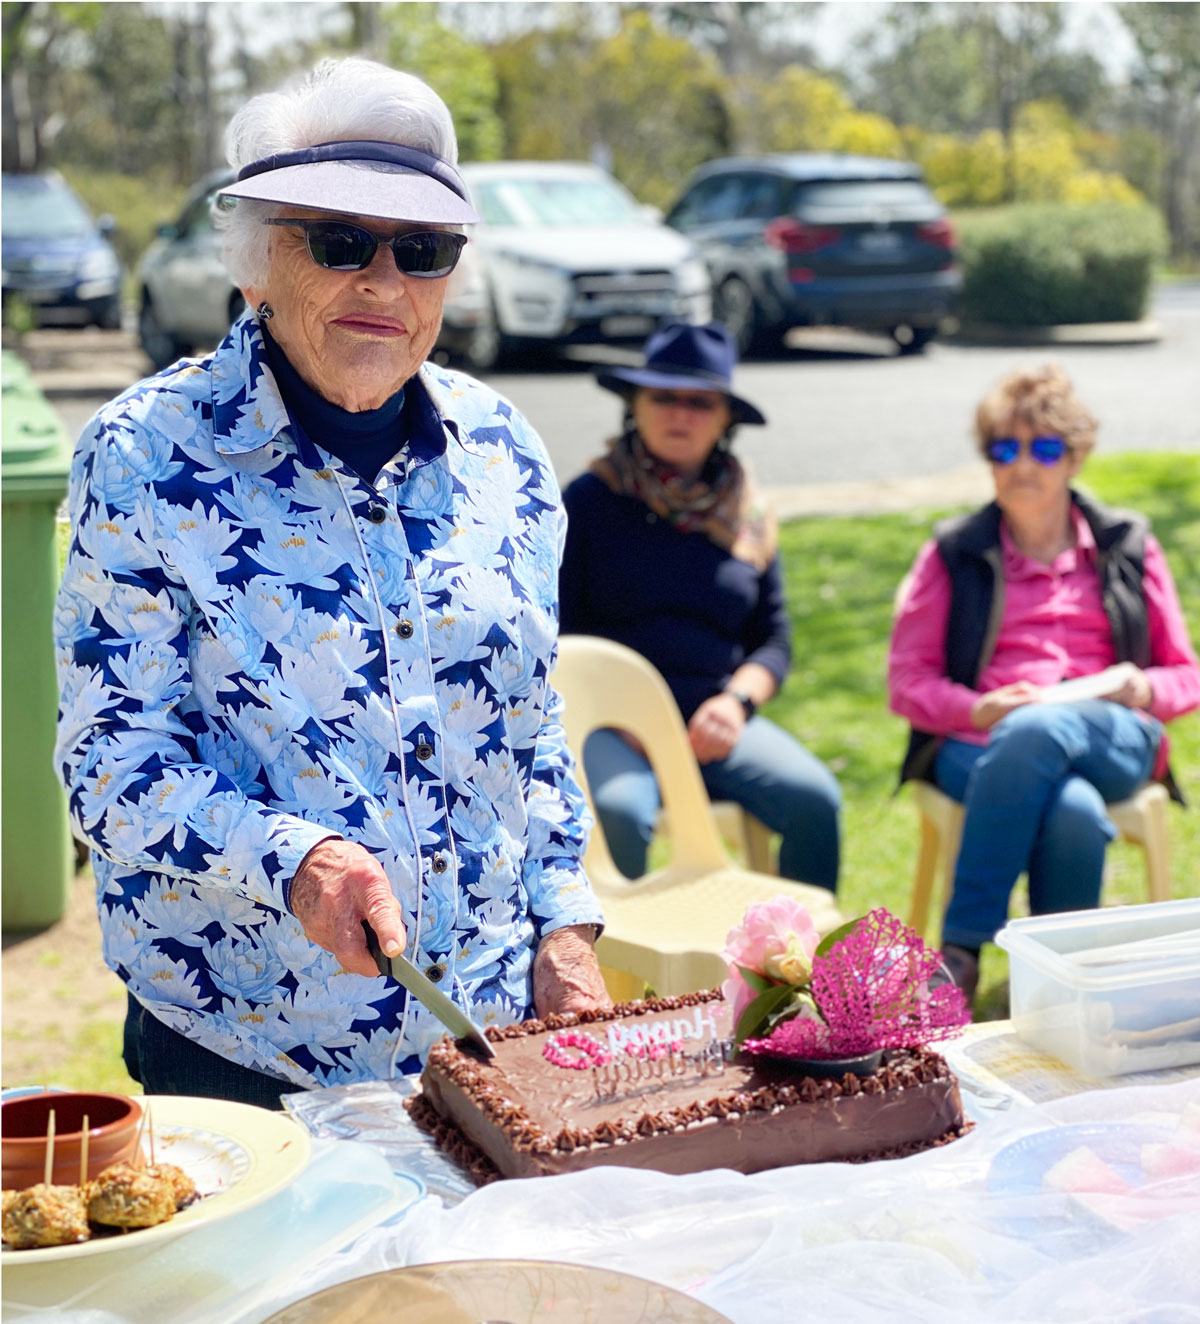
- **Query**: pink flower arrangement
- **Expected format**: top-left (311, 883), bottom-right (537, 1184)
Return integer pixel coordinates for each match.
top-left (723, 900), bottom-right (970, 1061)
top-left (722, 895), bottom-right (820, 1025)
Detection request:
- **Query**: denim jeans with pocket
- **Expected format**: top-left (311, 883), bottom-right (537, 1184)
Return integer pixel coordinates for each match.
top-left (583, 715), bottom-right (841, 891)
top-left (936, 699), bottom-right (1162, 949)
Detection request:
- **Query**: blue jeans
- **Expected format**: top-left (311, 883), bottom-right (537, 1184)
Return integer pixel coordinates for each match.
top-left (124, 993), bottom-right (301, 1111)
top-left (584, 716), bottom-right (841, 890)
top-left (936, 700), bottom-right (1162, 949)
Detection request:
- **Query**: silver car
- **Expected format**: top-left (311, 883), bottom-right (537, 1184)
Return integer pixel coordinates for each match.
top-left (135, 170), bottom-right (245, 370)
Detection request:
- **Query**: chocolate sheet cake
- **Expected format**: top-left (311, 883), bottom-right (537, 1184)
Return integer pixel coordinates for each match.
top-left (408, 990), bottom-right (970, 1182)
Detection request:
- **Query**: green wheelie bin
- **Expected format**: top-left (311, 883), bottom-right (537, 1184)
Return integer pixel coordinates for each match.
top-left (2, 350), bottom-right (76, 930)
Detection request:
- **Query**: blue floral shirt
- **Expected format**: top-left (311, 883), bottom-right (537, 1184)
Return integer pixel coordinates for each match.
top-left (54, 311), bottom-right (601, 1087)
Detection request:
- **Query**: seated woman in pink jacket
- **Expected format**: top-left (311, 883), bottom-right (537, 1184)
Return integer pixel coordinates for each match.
top-left (888, 364), bottom-right (1199, 1002)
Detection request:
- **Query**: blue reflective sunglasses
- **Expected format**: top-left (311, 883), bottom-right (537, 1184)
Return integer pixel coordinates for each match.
top-left (986, 435), bottom-right (1069, 466)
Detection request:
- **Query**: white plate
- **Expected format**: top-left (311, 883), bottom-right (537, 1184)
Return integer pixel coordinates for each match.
top-left (1, 1094), bottom-right (312, 1269)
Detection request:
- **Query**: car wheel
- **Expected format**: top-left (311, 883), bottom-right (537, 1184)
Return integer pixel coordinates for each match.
top-left (715, 276), bottom-right (766, 357)
top-left (461, 301), bottom-right (508, 373)
top-left (96, 296), bottom-right (123, 331)
top-left (138, 296), bottom-right (186, 371)
top-left (891, 324), bottom-right (938, 355)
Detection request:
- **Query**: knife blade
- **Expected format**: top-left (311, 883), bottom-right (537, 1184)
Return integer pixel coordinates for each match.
top-left (362, 921), bottom-right (495, 1058)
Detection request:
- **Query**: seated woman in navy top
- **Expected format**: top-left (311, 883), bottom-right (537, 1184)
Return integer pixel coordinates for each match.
top-left (559, 321), bottom-right (841, 890)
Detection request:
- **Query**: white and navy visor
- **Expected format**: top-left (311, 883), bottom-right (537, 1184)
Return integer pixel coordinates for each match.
top-left (218, 140), bottom-right (479, 225)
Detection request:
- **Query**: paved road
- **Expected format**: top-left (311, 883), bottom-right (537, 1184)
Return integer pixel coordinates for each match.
top-left (25, 283), bottom-right (1199, 515)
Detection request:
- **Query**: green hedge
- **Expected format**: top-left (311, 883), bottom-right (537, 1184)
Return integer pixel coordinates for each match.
top-left (955, 204), bottom-right (1168, 325)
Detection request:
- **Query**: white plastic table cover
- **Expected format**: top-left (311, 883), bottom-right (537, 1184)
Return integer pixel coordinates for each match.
top-left (263, 1073), bottom-right (1200, 1324)
top-left (16, 1076), bottom-right (1200, 1324)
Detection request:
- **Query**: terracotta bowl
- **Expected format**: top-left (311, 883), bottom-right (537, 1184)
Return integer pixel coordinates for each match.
top-left (1, 1091), bottom-right (142, 1190)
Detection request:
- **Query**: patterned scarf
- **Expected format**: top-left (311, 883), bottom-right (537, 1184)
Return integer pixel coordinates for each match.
top-left (590, 429), bottom-right (778, 571)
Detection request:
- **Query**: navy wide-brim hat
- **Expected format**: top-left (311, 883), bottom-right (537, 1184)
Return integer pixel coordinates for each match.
top-left (595, 321), bottom-right (766, 426)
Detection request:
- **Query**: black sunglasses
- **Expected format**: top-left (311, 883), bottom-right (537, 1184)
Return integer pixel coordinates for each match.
top-left (986, 435), bottom-right (1069, 466)
top-left (264, 219), bottom-right (466, 278)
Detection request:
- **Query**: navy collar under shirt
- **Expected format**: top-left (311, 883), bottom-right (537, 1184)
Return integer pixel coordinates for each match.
top-left (261, 326), bottom-right (406, 487)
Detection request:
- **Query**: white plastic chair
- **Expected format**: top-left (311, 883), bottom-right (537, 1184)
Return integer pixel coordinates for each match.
top-left (553, 635), bottom-right (843, 999)
top-left (907, 779), bottom-right (1172, 940)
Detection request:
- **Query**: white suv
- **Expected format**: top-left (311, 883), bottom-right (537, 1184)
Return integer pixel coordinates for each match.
top-left (440, 161), bottom-right (712, 370)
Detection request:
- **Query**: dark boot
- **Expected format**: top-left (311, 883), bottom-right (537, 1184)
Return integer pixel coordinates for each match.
top-left (940, 943), bottom-right (980, 1003)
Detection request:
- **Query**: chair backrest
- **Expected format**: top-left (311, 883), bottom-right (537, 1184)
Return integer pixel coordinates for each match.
top-left (553, 635), bottom-right (731, 883)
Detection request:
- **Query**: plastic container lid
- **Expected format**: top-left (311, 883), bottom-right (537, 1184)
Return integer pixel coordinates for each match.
top-left (1, 350), bottom-right (72, 499)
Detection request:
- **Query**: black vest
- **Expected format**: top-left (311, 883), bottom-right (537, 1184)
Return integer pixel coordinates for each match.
top-left (897, 490), bottom-right (1181, 802)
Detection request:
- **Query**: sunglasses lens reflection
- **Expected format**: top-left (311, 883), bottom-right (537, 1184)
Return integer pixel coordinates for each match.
top-left (394, 232), bottom-right (466, 276)
top-left (1030, 437), bottom-right (1068, 464)
top-left (987, 438), bottom-right (1020, 465)
top-left (306, 223), bottom-right (375, 270)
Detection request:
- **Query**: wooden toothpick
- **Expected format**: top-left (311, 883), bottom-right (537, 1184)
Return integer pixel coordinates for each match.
top-left (147, 1102), bottom-right (155, 1167)
top-left (44, 1109), bottom-right (56, 1187)
top-left (133, 1102), bottom-right (150, 1166)
top-left (80, 1114), bottom-right (90, 1187)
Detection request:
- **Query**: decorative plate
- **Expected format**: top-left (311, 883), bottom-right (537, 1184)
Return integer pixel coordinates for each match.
top-left (2, 1094), bottom-right (312, 1268)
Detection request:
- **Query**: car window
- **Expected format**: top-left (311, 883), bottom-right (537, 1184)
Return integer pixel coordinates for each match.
top-left (738, 174), bottom-right (786, 220)
top-left (2, 178), bottom-right (94, 239)
top-left (790, 179), bottom-right (934, 212)
top-left (670, 173), bottom-right (771, 227)
top-left (177, 191), bottom-right (221, 240)
top-left (471, 175), bottom-right (641, 227)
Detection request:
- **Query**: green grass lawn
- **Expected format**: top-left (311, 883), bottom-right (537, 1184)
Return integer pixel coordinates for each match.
top-left (764, 451), bottom-right (1200, 1019)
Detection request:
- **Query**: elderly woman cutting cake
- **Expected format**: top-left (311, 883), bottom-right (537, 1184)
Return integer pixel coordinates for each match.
top-left (889, 364), bottom-right (1200, 1002)
top-left (54, 58), bottom-right (608, 1109)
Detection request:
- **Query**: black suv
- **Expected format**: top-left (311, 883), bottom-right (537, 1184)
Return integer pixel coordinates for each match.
top-left (665, 154), bottom-right (961, 356)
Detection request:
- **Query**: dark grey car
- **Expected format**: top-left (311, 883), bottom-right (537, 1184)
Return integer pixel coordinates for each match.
top-left (665, 154), bottom-right (962, 356)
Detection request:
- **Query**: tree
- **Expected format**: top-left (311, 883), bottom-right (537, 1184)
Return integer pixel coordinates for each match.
top-left (1118, 2), bottom-right (1200, 254)
top-left (380, 2), bottom-right (503, 161)
top-left (2, 2), bottom-right (102, 172)
top-left (491, 7), bottom-right (730, 206)
top-left (738, 66), bottom-right (903, 158)
top-left (857, 3), bottom-right (1109, 201)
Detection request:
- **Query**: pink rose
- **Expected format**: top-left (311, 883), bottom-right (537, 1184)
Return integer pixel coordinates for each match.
top-left (722, 896), bottom-right (820, 1023)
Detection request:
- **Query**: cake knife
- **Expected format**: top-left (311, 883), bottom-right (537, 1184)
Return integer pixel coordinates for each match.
top-left (362, 921), bottom-right (496, 1058)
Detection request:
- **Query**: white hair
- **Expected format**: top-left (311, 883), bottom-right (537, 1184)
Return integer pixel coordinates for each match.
top-left (217, 58), bottom-right (459, 289)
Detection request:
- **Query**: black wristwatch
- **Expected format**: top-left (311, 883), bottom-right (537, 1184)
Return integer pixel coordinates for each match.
top-left (726, 688), bottom-right (757, 720)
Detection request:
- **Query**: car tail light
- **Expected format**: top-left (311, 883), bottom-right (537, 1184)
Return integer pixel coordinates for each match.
top-left (915, 217), bottom-right (957, 249)
top-left (764, 217), bottom-right (840, 254)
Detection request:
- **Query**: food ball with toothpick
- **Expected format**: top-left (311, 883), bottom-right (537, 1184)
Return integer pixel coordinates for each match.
top-left (86, 1162), bottom-right (177, 1229)
top-left (1, 1184), bottom-right (91, 1248)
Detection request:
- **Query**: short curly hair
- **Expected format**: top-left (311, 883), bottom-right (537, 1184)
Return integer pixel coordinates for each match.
top-left (973, 363), bottom-right (1098, 459)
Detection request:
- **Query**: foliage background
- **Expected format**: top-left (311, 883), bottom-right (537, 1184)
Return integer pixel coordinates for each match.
top-left (4, 2), bottom-right (1199, 258)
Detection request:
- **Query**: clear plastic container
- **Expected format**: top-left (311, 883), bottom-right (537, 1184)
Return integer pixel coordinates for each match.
top-left (996, 899), bottom-right (1200, 1077)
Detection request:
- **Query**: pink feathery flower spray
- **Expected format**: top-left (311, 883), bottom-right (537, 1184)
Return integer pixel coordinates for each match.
top-left (742, 908), bottom-right (969, 1061)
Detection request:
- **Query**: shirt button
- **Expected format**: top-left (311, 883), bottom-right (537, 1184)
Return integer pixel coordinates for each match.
top-left (367, 505), bottom-right (387, 524)
top-left (431, 854), bottom-right (448, 874)
top-left (425, 964), bottom-right (445, 983)
top-left (395, 620), bottom-right (414, 639)
top-left (416, 741), bottom-right (434, 761)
